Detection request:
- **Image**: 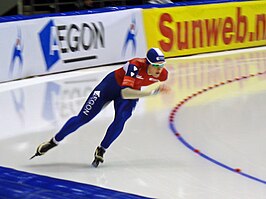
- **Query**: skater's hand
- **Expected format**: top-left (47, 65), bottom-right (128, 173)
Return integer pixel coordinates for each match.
top-left (158, 84), bottom-right (171, 94)
top-left (151, 84), bottom-right (171, 95)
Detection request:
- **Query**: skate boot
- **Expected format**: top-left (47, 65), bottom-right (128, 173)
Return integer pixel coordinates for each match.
top-left (92, 146), bottom-right (106, 168)
top-left (30, 138), bottom-right (58, 159)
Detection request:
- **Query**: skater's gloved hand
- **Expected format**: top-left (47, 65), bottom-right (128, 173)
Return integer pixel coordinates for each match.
top-left (151, 84), bottom-right (171, 95)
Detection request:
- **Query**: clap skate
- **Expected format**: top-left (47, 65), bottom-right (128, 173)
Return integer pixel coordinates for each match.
top-left (30, 138), bottom-right (57, 159)
top-left (92, 146), bottom-right (106, 168)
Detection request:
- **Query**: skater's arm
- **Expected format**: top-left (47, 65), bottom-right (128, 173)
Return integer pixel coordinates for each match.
top-left (121, 87), bottom-right (152, 99)
top-left (121, 84), bottom-right (170, 99)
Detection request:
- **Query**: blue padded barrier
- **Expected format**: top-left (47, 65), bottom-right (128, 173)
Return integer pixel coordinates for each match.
top-left (0, 166), bottom-right (152, 199)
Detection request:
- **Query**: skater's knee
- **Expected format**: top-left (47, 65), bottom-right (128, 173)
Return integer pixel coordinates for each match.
top-left (123, 110), bottom-right (133, 119)
top-left (116, 111), bottom-right (132, 122)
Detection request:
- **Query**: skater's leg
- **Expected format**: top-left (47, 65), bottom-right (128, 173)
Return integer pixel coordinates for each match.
top-left (54, 115), bottom-right (89, 142)
top-left (31, 94), bottom-right (109, 159)
top-left (55, 91), bottom-right (109, 142)
top-left (100, 98), bottom-right (138, 149)
top-left (92, 98), bottom-right (137, 167)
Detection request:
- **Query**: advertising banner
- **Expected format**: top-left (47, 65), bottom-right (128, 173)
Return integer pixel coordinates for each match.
top-left (143, 1), bottom-right (266, 57)
top-left (0, 9), bottom-right (146, 82)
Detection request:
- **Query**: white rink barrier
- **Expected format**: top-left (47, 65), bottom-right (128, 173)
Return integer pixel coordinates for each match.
top-left (0, 9), bottom-right (146, 82)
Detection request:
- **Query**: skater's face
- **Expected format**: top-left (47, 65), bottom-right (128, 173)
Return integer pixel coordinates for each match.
top-left (148, 62), bottom-right (165, 77)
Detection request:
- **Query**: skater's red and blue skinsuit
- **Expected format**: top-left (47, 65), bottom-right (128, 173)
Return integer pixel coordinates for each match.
top-left (55, 58), bottom-right (168, 149)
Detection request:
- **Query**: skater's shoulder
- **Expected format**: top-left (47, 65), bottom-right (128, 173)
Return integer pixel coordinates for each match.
top-left (129, 58), bottom-right (146, 66)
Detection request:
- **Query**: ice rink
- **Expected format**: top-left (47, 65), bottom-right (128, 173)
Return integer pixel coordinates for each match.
top-left (1, 46), bottom-right (266, 198)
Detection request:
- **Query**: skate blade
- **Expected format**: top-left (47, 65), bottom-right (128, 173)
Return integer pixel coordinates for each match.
top-left (29, 152), bottom-right (40, 160)
top-left (29, 154), bottom-right (37, 160)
